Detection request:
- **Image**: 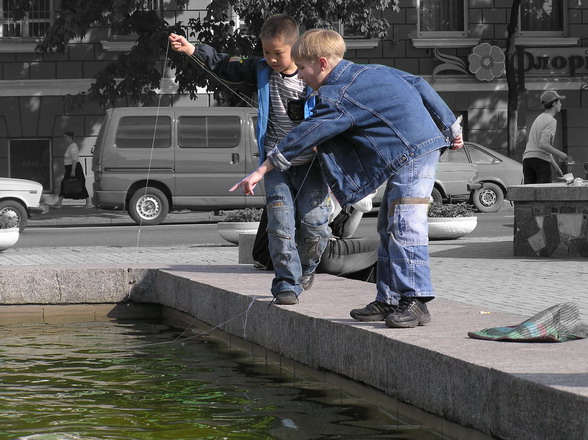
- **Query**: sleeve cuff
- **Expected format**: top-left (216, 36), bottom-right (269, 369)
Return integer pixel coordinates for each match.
top-left (450, 119), bottom-right (462, 138)
top-left (267, 147), bottom-right (292, 170)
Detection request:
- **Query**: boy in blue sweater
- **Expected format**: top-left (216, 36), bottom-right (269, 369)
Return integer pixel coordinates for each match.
top-left (169, 15), bottom-right (330, 305)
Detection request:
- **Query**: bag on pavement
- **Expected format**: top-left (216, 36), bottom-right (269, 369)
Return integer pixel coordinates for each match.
top-left (63, 178), bottom-right (84, 198)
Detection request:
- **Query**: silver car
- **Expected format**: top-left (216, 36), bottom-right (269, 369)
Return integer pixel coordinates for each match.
top-left (434, 142), bottom-right (523, 213)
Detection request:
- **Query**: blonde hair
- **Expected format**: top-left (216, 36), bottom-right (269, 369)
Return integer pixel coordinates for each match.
top-left (291, 29), bottom-right (346, 62)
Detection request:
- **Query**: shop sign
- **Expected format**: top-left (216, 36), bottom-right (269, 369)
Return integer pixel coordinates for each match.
top-left (520, 48), bottom-right (588, 76)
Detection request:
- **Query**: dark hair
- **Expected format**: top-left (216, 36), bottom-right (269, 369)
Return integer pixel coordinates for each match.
top-left (259, 14), bottom-right (299, 46)
top-left (543, 99), bottom-right (559, 110)
top-left (64, 131), bottom-right (74, 138)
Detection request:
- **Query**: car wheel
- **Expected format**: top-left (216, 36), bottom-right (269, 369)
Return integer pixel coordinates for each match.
top-left (431, 187), bottom-right (443, 204)
top-left (128, 187), bottom-right (169, 225)
top-left (472, 182), bottom-right (504, 213)
top-left (0, 200), bottom-right (28, 232)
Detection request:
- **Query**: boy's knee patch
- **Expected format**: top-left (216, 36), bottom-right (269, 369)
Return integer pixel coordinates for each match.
top-left (387, 197), bottom-right (430, 246)
top-left (387, 197), bottom-right (430, 217)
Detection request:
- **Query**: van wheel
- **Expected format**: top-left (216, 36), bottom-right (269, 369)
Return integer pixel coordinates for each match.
top-left (128, 188), bottom-right (169, 225)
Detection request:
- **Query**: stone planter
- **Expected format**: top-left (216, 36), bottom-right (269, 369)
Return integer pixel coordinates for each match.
top-left (428, 217), bottom-right (477, 240)
top-left (217, 222), bottom-right (260, 244)
top-left (0, 227), bottom-right (19, 251)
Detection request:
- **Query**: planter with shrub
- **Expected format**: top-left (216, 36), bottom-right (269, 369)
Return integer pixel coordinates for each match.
top-left (217, 208), bottom-right (263, 244)
top-left (0, 212), bottom-right (20, 251)
top-left (427, 202), bottom-right (477, 240)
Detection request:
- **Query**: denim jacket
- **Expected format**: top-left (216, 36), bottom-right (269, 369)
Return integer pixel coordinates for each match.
top-left (268, 60), bottom-right (460, 207)
top-left (191, 44), bottom-right (315, 164)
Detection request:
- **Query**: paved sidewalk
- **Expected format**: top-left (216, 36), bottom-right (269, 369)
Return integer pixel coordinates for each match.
top-left (3, 203), bottom-right (587, 322)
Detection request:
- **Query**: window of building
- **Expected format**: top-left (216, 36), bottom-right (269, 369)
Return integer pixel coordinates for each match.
top-left (115, 116), bottom-right (171, 149)
top-left (417, 0), bottom-right (467, 38)
top-left (179, 116), bottom-right (240, 149)
top-left (8, 139), bottom-right (52, 190)
top-left (327, 18), bottom-right (381, 49)
top-left (519, 0), bottom-right (566, 36)
top-left (330, 21), bottom-right (365, 39)
top-left (0, 0), bottom-right (53, 39)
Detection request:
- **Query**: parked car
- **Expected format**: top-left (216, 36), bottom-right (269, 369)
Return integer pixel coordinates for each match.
top-left (92, 106), bottom-right (264, 225)
top-left (0, 177), bottom-right (44, 231)
top-left (368, 157), bottom-right (478, 210)
top-left (433, 142), bottom-right (523, 213)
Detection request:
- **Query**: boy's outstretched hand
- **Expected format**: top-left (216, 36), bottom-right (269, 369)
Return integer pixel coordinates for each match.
top-left (169, 33), bottom-right (195, 56)
top-left (230, 160), bottom-right (275, 195)
top-left (230, 169), bottom-right (265, 195)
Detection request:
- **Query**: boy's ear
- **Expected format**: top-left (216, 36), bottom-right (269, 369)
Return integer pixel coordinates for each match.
top-left (319, 56), bottom-right (329, 71)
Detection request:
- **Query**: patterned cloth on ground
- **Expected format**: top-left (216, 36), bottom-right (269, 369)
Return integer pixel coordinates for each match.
top-left (468, 302), bottom-right (588, 343)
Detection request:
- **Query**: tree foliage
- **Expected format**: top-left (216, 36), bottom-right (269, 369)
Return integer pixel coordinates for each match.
top-left (14, 0), bottom-right (399, 107)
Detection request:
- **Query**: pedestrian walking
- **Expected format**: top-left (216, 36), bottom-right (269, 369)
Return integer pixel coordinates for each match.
top-left (523, 91), bottom-right (568, 184)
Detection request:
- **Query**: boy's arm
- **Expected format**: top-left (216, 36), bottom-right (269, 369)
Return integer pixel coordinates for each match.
top-left (538, 121), bottom-right (567, 160)
top-left (267, 101), bottom-right (352, 170)
top-left (230, 159), bottom-right (274, 195)
top-left (169, 33), bottom-right (259, 87)
top-left (230, 102), bottom-right (351, 194)
top-left (399, 71), bottom-right (462, 144)
top-left (550, 155), bottom-right (564, 178)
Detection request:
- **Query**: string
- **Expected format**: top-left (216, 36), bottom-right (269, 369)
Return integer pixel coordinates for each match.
top-left (132, 295), bottom-right (258, 349)
top-left (134, 41), bottom-right (171, 249)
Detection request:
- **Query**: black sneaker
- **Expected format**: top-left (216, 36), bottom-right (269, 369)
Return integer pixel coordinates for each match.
top-left (385, 297), bottom-right (431, 328)
top-left (300, 272), bottom-right (315, 291)
top-left (275, 291), bottom-right (299, 305)
top-left (350, 301), bottom-right (396, 321)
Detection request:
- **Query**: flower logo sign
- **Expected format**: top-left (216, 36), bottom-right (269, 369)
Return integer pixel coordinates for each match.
top-left (468, 43), bottom-right (505, 81)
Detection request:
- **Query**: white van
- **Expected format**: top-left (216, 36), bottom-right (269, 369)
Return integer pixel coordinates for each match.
top-left (92, 106), bottom-right (265, 225)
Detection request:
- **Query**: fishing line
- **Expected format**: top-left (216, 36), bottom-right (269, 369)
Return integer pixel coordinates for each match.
top-left (134, 41), bottom-right (171, 249)
top-left (132, 295), bottom-right (258, 349)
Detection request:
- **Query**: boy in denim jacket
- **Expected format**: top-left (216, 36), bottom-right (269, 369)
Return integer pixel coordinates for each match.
top-left (169, 16), bottom-right (330, 305)
top-left (232, 30), bottom-right (463, 328)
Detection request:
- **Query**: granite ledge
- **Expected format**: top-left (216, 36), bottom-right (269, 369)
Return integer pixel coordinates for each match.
top-left (508, 184), bottom-right (588, 202)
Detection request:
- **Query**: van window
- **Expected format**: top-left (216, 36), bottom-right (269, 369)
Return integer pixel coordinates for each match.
top-left (115, 116), bottom-right (171, 148)
top-left (178, 116), bottom-right (240, 148)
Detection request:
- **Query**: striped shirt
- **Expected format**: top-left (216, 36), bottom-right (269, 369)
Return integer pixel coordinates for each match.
top-left (265, 70), bottom-right (316, 165)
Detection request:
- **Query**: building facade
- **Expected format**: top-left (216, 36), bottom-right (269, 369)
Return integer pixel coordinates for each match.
top-left (1, 0), bottom-right (587, 199)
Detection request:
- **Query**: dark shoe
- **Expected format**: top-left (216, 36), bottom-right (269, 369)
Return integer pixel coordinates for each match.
top-left (350, 301), bottom-right (396, 322)
top-left (300, 272), bottom-right (315, 291)
top-left (275, 291), bottom-right (299, 305)
top-left (385, 297), bottom-right (431, 328)
top-left (253, 260), bottom-right (268, 270)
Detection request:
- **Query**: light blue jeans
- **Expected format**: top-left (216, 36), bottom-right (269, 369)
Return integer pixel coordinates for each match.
top-left (376, 149), bottom-right (441, 305)
top-left (264, 160), bottom-right (331, 296)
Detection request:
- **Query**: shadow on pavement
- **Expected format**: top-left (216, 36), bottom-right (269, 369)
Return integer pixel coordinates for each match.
top-left (429, 239), bottom-right (515, 259)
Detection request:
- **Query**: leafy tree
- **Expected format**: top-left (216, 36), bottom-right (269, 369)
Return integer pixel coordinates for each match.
top-left (13, 0), bottom-right (399, 107)
top-left (505, 0), bottom-right (523, 159)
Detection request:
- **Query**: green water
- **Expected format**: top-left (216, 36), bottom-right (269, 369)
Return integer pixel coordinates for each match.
top-left (0, 320), bottom-right (456, 440)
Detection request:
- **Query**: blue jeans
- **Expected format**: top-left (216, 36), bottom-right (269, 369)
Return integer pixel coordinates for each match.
top-left (264, 160), bottom-right (330, 296)
top-left (376, 149), bottom-right (440, 305)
